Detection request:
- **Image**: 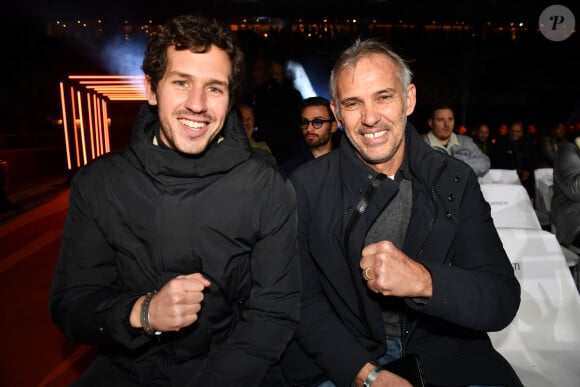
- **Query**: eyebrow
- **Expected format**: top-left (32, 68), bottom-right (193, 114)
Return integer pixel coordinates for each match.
top-left (301, 116), bottom-right (332, 120)
top-left (339, 88), bottom-right (398, 105)
top-left (377, 87), bottom-right (398, 94)
top-left (169, 71), bottom-right (229, 87)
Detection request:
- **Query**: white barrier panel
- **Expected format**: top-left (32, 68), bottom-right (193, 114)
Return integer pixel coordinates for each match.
top-left (490, 228), bottom-right (580, 387)
top-left (480, 184), bottom-right (542, 230)
top-left (479, 169), bottom-right (521, 185)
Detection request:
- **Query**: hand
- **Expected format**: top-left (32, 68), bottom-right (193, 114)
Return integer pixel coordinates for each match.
top-left (354, 363), bottom-right (412, 387)
top-left (373, 369), bottom-right (413, 387)
top-left (131, 273), bottom-right (211, 333)
top-left (360, 240), bottom-right (432, 298)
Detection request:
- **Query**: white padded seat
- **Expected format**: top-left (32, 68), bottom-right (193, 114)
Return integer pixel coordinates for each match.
top-left (478, 169), bottom-right (521, 185)
top-left (480, 183), bottom-right (542, 230)
top-left (489, 228), bottom-right (580, 387)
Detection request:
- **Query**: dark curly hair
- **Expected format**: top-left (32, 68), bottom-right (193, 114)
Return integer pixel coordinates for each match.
top-left (141, 15), bottom-right (245, 106)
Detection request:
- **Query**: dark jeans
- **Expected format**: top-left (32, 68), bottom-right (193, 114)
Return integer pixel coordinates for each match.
top-left (316, 336), bottom-right (402, 387)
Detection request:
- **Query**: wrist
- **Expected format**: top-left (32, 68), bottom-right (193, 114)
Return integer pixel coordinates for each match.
top-left (354, 362), bottom-right (379, 387)
top-left (140, 291), bottom-right (161, 336)
top-left (363, 365), bottom-right (380, 387)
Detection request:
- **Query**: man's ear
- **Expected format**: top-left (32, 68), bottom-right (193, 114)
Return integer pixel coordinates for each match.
top-left (145, 76), bottom-right (158, 106)
top-left (330, 121), bottom-right (338, 134)
top-left (405, 83), bottom-right (417, 116)
top-left (330, 100), bottom-right (343, 128)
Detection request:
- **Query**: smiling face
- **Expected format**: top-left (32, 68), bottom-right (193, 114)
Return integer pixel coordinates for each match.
top-left (331, 53), bottom-right (416, 175)
top-left (145, 45), bottom-right (232, 155)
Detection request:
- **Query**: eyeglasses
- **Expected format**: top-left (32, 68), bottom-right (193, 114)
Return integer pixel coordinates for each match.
top-left (299, 118), bottom-right (333, 129)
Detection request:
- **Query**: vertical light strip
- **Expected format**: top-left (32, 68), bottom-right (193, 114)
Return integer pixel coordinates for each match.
top-left (102, 100), bottom-right (110, 153)
top-left (69, 87), bottom-right (80, 168)
top-left (93, 94), bottom-right (99, 156)
top-left (59, 82), bottom-right (72, 170)
top-left (95, 97), bottom-right (103, 156)
top-left (87, 93), bottom-right (95, 160)
top-left (93, 95), bottom-right (100, 157)
top-left (76, 91), bottom-right (88, 166)
top-left (93, 97), bottom-right (99, 157)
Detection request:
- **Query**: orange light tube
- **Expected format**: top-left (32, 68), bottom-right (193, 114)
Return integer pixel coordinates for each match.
top-left (59, 82), bottom-right (72, 170)
top-left (87, 93), bottom-right (95, 160)
top-left (69, 87), bottom-right (80, 168)
top-left (94, 98), bottom-right (101, 157)
top-left (102, 101), bottom-right (110, 153)
top-left (76, 91), bottom-right (88, 166)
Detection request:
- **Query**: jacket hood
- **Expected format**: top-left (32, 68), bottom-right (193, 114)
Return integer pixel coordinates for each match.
top-left (129, 103), bottom-right (252, 184)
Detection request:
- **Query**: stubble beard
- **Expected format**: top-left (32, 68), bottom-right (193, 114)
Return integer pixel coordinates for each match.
top-left (353, 115), bottom-right (406, 166)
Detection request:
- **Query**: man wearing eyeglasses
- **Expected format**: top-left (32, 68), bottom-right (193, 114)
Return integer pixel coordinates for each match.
top-left (280, 96), bottom-right (340, 176)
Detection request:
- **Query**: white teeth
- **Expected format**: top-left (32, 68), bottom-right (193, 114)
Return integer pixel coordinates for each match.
top-left (363, 130), bottom-right (387, 139)
top-left (178, 119), bottom-right (205, 129)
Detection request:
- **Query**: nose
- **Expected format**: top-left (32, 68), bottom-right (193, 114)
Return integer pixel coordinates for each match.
top-left (185, 87), bottom-right (207, 113)
top-left (305, 123), bottom-right (317, 132)
top-left (361, 103), bottom-right (380, 127)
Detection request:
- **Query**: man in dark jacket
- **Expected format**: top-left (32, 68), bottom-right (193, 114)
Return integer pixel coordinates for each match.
top-left (49, 15), bottom-right (300, 386)
top-left (491, 120), bottom-right (536, 198)
top-left (280, 96), bottom-right (340, 177)
top-left (281, 39), bottom-right (522, 387)
top-left (551, 138), bottom-right (580, 249)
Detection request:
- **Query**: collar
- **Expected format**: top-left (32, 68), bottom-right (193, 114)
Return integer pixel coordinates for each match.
top-left (427, 131), bottom-right (460, 150)
top-left (130, 104), bottom-right (251, 183)
top-left (339, 123), bottom-right (416, 194)
top-left (395, 149), bottom-right (412, 183)
top-left (339, 122), bottom-right (447, 196)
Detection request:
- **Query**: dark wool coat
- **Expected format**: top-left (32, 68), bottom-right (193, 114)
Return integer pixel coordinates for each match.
top-left (49, 104), bottom-right (300, 386)
top-left (282, 123), bottom-right (522, 387)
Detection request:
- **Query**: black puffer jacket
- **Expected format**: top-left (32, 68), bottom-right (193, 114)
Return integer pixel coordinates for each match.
top-left (50, 104), bottom-right (300, 386)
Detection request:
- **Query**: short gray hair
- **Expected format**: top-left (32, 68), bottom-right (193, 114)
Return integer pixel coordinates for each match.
top-left (329, 39), bottom-right (413, 117)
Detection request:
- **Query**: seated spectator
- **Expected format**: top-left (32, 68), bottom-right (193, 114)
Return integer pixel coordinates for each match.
top-left (237, 103), bottom-right (276, 164)
top-left (492, 120), bottom-right (536, 198)
top-left (279, 96), bottom-right (340, 176)
top-left (280, 38), bottom-right (522, 387)
top-left (526, 123), bottom-right (540, 149)
top-left (251, 57), bottom-right (304, 164)
top-left (551, 137), bottom-right (580, 249)
top-left (473, 123), bottom-right (494, 156)
top-left (424, 104), bottom-right (490, 177)
top-left (496, 123), bottom-right (509, 139)
top-left (537, 121), bottom-right (569, 168)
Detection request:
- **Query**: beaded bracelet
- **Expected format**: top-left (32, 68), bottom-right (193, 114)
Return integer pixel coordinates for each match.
top-left (140, 291), bottom-right (161, 336)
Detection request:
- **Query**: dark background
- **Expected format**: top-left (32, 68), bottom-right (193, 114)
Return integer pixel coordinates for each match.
top-left (2, 0), bottom-right (579, 151)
